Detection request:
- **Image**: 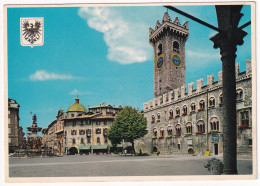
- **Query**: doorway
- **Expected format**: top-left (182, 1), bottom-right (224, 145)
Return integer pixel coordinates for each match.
top-left (214, 143), bottom-right (218, 155)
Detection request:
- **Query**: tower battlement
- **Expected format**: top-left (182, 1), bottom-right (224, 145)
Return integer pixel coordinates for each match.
top-left (143, 60), bottom-right (252, 112)
top-left (149, 12), bottom-right (189, 45)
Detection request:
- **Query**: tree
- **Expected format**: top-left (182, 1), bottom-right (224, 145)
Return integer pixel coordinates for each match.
top-left (108, 106), bottom-right (147, 154)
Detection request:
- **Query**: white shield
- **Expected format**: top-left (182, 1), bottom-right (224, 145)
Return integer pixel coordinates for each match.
top-left (20, 18), bottom-right (44, 47)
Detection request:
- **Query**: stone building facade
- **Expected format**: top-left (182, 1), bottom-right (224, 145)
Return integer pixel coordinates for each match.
top-left (135, 13), bottom-right (252, 156)
top-left (8, 98), bottom-right (20, 153)
top-left (56, 97), bottom-right (123, 155)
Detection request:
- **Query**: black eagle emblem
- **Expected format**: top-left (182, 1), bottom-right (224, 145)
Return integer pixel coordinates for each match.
top-left (22, 20), bottom-right (42, 44)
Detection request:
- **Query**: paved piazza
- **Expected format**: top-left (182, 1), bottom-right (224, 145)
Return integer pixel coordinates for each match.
top-left (9, 154), bottom-right (252, 177)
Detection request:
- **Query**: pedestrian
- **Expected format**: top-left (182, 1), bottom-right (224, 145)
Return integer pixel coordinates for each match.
top-left (157, 151), bottom-right (160, 156)
top-left (124, 149), bottom-right (127, 157)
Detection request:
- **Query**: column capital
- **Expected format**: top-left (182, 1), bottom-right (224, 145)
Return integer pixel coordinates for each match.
top-left (210, 26), bottom-right (247, 49)
top-left (210, 26), bottom-right (247, 59)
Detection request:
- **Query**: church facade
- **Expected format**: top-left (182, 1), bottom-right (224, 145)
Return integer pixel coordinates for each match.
top-left (135, 12), bottom-right (252, 156)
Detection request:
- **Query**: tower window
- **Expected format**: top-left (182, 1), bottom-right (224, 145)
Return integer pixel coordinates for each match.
top-left (159, 128), bottom-right (164, 138)
top-left (219, 94), bottom-right (223, 106)
top-left (157, 113), bottom-right (160, 122)
top-left (175, 124), bottom-right (181, 136)
top-left (186, 123), bottom-right (192, 134)
top-left (173, 41), bottom-right (180, 53)
top-left (176, 107), bottom-right (180, 117)
top-left (169, 109), bottom-right (173, 119)
top-left (209, 97), bottom-right (215, 108)
top-left (153, 128), bottom-right (157, 138)
top-left (190, 103), bottom-right (196, 112)
top-left (151, 115), bottom-right (155, 123)
top-left (241, 111), bottom-right (249, 126)
top-left (210, 117), bottom-right (219, 132)
top-left (167, 126), bottom-right (173, 136)
top-left (236, 89), bottom-right (243, 101)
top-left (198, 100), bottom-right (205, 111)
top-left (196, 120), bottom-right (205, 134)
top-left (158, 43), bottom-right (162, 55)
top-left (182, 105), bottom-right (187, 115)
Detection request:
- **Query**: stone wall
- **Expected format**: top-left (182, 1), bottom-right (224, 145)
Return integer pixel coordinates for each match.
top-left (136, 60), bottom-right (252, 155)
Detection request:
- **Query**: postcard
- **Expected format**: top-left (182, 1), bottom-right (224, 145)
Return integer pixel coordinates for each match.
top-left (2, 0), bottom-right (257, 184)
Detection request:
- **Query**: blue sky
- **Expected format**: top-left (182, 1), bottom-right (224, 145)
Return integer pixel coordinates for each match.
top-left (7, 5), bottom-right (251, 135)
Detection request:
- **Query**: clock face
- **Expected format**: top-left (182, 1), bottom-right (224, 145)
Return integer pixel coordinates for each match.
top-left (157, 57), bottom-right (164, 69)
top-left (173, 55), bottom-right (180, 66)
top-left (171, 53), bottom-right (182, 67)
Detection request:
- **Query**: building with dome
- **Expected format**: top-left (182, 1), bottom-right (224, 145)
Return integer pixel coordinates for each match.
top-left (63, 97), bottom-right (123, 155)
top-left (42, 96), bottom-right (123, 155)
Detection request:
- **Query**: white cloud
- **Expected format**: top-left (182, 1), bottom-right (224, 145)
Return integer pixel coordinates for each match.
top-left (70, 89), bottom-right (91, 96)
top-left (78, 7), bottom-right (151, 64)
top-left (29, 70), bottom-right (77, 81)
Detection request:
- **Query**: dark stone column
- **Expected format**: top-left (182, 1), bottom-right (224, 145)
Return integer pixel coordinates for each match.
top-left (210, 5), bottom-right (247, 174)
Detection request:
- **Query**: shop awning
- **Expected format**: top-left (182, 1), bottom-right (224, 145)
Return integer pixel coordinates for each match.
top-left (91, 145), bottom-right (108, 150)
top-left (108, 144), bottom-right (123, 148)
top-left (78, 145), bottom-right (91, 150)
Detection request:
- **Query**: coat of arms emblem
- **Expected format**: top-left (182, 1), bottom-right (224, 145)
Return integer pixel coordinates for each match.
top-left (20, 18), bottom-right (44, 47)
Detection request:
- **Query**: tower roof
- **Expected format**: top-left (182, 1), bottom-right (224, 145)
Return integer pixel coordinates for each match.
top-left (149, 12), bottom-right (189, 46)
top-left (162, 12), bottom-right (172, 23)
top-left (67, 96), bottom-right (87, 113)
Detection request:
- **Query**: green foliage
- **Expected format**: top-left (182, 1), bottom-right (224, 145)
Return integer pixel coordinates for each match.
top-left (108, 106), bottom-right (147, 147)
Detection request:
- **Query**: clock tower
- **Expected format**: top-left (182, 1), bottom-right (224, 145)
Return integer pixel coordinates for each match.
top-left (149, 12), bottom-right (189, 98)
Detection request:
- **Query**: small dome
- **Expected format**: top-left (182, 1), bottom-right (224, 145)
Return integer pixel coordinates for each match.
top-left (67, 96), bottom-right (87, 113)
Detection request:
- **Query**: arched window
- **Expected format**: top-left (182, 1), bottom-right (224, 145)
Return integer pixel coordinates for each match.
top-left (86, 129), bottom-right (91, 136)
top-left (159, 128), bottom-right (164, 138)
top-left (240, 111), bottom-right (249, 129)
top-left (196, 120), bottom-right (205, 134)
top-left (198, 100), bottom-right (205, 111)
top-left (175, 124), bottom-right (181, 136)
top-left (103, 128), bottom-right (108, 136)
top-left (97, 137), bottom-right (100, 143)
top-left (151, 115), bottom-right (155, 123)
top-left (236, 89), bottom-right (243, 101)
top-left (176, 107), bottom-right (180, 117)
top-left (210, 117), bottom-right (219, 132)
top-left (153, 128), bottom-right (157, 138)
top-left (96, 128), bottom-right (101, 134)
top-left (209, 97), bottom-right (215, 108)
top-left (167, 126), bottom-right (173, 136)
top-left (169, 109), bottom-right (173, 119)
top-left (72, 138), bottom-right (76, 144)
top-left (173, 41), bottom-right (180, 53)
top-left (182, 105), bottom-right (187, 115)
top-left (71, 130), bottom-right (77, 135)
top-left (186, 123), bottom-right (192, 134)
top-left (158, 43), bottom-right (162, 55)
top-left (80, 138), bottom-right (84, 144)
top-left (157, 113), bottom-right (160, 122)
top-left (79, 129), bottom-right (85, 135)
top-left (219, 94), bottom-right (223, 106)
top-left (190, 103), bottom-right (196, 112)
